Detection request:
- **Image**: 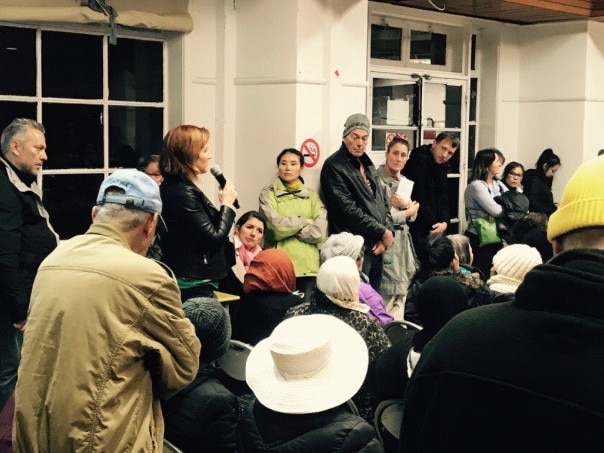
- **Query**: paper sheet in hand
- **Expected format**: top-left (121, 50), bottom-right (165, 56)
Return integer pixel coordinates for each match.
top-left (396, 178), bottom-right (414, 202)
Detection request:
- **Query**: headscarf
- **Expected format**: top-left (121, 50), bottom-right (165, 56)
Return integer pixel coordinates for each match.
top-left (243, 249), bottom-right (295, 294)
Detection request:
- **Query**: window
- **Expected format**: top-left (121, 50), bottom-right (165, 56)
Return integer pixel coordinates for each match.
top-left (0, 25), bottom-right (166, 239)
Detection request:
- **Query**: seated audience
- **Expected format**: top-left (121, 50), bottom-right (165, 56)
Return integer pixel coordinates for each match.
top-left (447, 233), bottom-right (482, 278)
top-left (320, 232), bottom-right (393, 326)
top-left (399, 154), bottom-right (604, 453)
top-left (162, 297), bottom-right (238, 453)
top-left (219, 210), bottom-right (267, 297)
top-left (406, 236), bottom-right (496, 322)
top-left (238, 314), bottom-right (383, 452)
top-left (285, 256), bottom-right (391, 422)
top-left (487, 244), bottom-right (542, 302)
top-left (230, 249), bottom-right (303, 346)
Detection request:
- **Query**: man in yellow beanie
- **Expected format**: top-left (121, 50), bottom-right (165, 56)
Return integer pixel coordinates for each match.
top-left (399, 156), bottom-right (604, 452)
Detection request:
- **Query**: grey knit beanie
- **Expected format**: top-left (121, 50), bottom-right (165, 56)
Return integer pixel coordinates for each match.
top-left (183, 297), bottom-right (231, 363)
top-left (342, 113), bottom-right (370, 138)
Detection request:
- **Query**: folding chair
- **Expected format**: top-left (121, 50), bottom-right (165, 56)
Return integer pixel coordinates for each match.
top-left (163, 438), bottom-right (184, 453)
top-left (373, 398), bottom-right (405, 452)
top-left (215, 339), bottom-right (255, 416)
top-left (383, 320), bottom-right (422, 345)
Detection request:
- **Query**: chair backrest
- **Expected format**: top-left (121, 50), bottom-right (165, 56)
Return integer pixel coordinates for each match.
top-left (215, 339), bottom-right (253, 382)
top-left (373, 398), bottom-right (405, 450)
top-left (163, 438), bottom-right (184, 453)
top-left (383, 320), bottom-right (422, 345)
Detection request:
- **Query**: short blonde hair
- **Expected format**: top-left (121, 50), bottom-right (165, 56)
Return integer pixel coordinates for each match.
top-left (160, 125), bottom-right (209, 182)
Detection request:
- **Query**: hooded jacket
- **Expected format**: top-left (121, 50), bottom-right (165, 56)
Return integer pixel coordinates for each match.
top-left (13, 224), bottom-right (200, 453)
top-left (523, 168), bottom-right (557, 217)
top-left (400, 249), bottom-right (604, 452)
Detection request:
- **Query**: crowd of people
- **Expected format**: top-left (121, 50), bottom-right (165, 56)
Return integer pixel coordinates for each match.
top-left (1, 114), bottom-right (603, 453)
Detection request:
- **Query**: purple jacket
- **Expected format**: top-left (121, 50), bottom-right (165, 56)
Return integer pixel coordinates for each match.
top-left (359, 282), bottom-right (393, 326)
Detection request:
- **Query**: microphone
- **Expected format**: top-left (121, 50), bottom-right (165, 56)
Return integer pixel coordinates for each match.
top-left (210, 165), bottom-right (240, 209)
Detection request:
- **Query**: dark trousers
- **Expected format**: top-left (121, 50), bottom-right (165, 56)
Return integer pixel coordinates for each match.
top-left (465, 231), bottom-right (503, 277)
top-left (362, 251), bottom-right (384, 292)
top-left (0, 311), bottom-right (22, 411)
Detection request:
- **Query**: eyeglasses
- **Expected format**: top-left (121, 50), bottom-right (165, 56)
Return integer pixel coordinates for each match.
top-left (508, 172), bottom-right (523, 179)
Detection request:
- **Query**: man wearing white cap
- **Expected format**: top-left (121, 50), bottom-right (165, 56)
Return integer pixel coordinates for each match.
top-left (14, 169), bottom-right (200, 452)
top-left (400, 157), bottom-right (604, 452)
top-left (320, 113), bottom-right (394, 292)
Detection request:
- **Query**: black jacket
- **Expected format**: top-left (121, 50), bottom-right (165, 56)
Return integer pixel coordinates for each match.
top-left (522, 169), bottom-right (557, 217)
top-left (162, 364), bottom-right (238, 453)
top-left (400, 249), bottom-right (604, 452)
top-left (320, 144), bottom-right (393, 251)
top-left (159, 175), bottom-right (236, 281)
top-left (237, 400), bottom-right (384, 453)
top-left (401, 144), bottom-right (450, 239)
top-left (0, 157), bottom-right (58, 322)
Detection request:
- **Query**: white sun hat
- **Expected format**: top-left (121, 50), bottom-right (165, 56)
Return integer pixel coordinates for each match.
top-left (245, 314), bottom-right (368, 414)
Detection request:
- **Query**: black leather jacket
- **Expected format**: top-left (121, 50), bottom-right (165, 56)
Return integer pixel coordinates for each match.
top-left (320, 144), bottom-right (394, 251)
top-left (159, 175), bottom-right (235, 281)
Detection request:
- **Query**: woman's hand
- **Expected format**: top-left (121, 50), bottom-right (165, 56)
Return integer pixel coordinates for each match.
top-left (390, 193), bottom-right (409, 210)
top-left (405, 201), bottom-right (420, 218)
top-left (219, 181), bottom-right (238, 208)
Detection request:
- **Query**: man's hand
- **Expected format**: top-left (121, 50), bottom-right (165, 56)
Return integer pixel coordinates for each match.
top-left (430, 222), bottom-right (447, 235)
top-left (372, 240), bottom-right (386, 256)
top-left (381, 229), bottom-right (394, 248)
top-left (13, 321), bottom-right (26, 332)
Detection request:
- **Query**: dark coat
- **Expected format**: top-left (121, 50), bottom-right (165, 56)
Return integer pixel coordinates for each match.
top-left (522, 169), bottom-right (557, 217)
top-left (237, 400), bottom-right (384, 453)
top-left (230, 291), bottom-right (304, 346)
top-left (494, 189), bottom-right (530, 244)
top-left (320, 144), bottom-right (393, 251)
top-left (162, 364), bottom-right (238, 453)
top-left (159, 175), bottom-right (236, 281)
top-left (401, 144), bottom-right (450, 240)
top-left (0, 158), bottom-right (58, 322)
top-left (400, 249), bottom-right (604, 452)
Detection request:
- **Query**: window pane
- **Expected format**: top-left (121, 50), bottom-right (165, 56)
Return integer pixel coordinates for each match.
top-left (0, 26), bottom-right (36, 96)
top-left (109, 38), bottom-right (163, 102)
top-left (469, 78), bottom-right (478, 122)
top-left (42, 104), bottom-right (103, 169)
top-left (372, 78), bottom-right (418, 127)
top-left (410, 31), bottom-right (446, 65)
top-left (109, 106), bottom-right (163, 168)
top-left (44, 174), bottom-right (104, 239)
top-left (0, 102), bottom-right (37, 132)
top-left (42, 31), bottom-right (102, 99)
top-left (371, 24), bottom-right (402, 61)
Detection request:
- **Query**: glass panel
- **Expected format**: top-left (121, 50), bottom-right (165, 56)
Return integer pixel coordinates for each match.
top-left (471, 34), bottom-right (477, 71)
top-left (423, 82), bottom-right (462, 128)
top-left (109, 38), bottom-right (163, 102)
top-left (42, 103), bottom-right (103, 169)
top-left (410, 31), bottom-right (446, 65)
top-left (109, 106), bottom-right (163, 168)
top-left (372, 129), bottom-right (417, 152)
top-left (42, 31), bottom-right (102, 99)
top-left (0, 27), bottom-right (36, 96)
top-left (0, 102), bottom-right (37, 132)
top-left (372, 78), bottom-right (418, 127)
top-left (370, 24), bottom-right (402, 61)
top-left (468, 124), bottom-right (476, 180)
top-left (447, 176), bottom-right (460, 220)
top-left (469, 78), bottom-right (478, 122)
top-left (43, 173), bottom-right (104, 239)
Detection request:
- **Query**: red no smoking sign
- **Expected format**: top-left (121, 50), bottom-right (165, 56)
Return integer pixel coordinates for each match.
top-left (300, 138), bottom-right (320, 168)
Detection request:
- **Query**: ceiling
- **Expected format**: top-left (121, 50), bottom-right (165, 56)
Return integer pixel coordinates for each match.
top-left (373, 0), bottom-right (604, 25)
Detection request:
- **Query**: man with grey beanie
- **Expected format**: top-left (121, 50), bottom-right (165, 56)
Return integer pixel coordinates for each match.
top-left (320, 113), bottom-right (394, 292)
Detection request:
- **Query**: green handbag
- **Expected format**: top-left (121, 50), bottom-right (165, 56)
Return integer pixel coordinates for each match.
top-left (472, 217), bottom-right (501, 247)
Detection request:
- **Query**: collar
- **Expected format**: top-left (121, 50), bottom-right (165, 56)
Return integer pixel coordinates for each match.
top-left (0, 156), bottom-right (40, 195)
top-left (272, 177), bottom-right (310, 198)
top-left (85, 223), bottom-right (133, 251)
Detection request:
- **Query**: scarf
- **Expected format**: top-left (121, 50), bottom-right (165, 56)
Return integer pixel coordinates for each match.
top-left (243, 249), bottom-right (296, 294)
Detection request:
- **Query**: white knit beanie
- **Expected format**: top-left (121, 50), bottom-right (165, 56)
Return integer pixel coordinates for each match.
top-left (319, 232), bottom-right (364, 263)
top-left (487, 244), bottom-right (542, 294)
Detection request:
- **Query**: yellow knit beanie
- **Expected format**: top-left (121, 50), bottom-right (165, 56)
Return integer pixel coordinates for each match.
top-left (547, 156), bottom-right (604, 240)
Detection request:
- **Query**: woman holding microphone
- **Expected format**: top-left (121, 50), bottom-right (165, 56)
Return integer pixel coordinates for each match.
top-left (159, 124), bottom-right (238, 301)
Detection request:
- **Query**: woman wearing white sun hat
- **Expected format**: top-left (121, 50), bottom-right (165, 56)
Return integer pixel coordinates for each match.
top-left (237, 314), bottom-right (383, 452)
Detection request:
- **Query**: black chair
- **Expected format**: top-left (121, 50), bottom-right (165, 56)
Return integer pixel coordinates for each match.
top-left (374, 398), bottom-right (405, 453)
top-left (383, 320), bottom-right (422, 345)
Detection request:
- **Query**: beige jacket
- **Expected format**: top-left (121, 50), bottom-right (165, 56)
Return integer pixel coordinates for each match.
top-left (13, 224), bottom-right (201, 452)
